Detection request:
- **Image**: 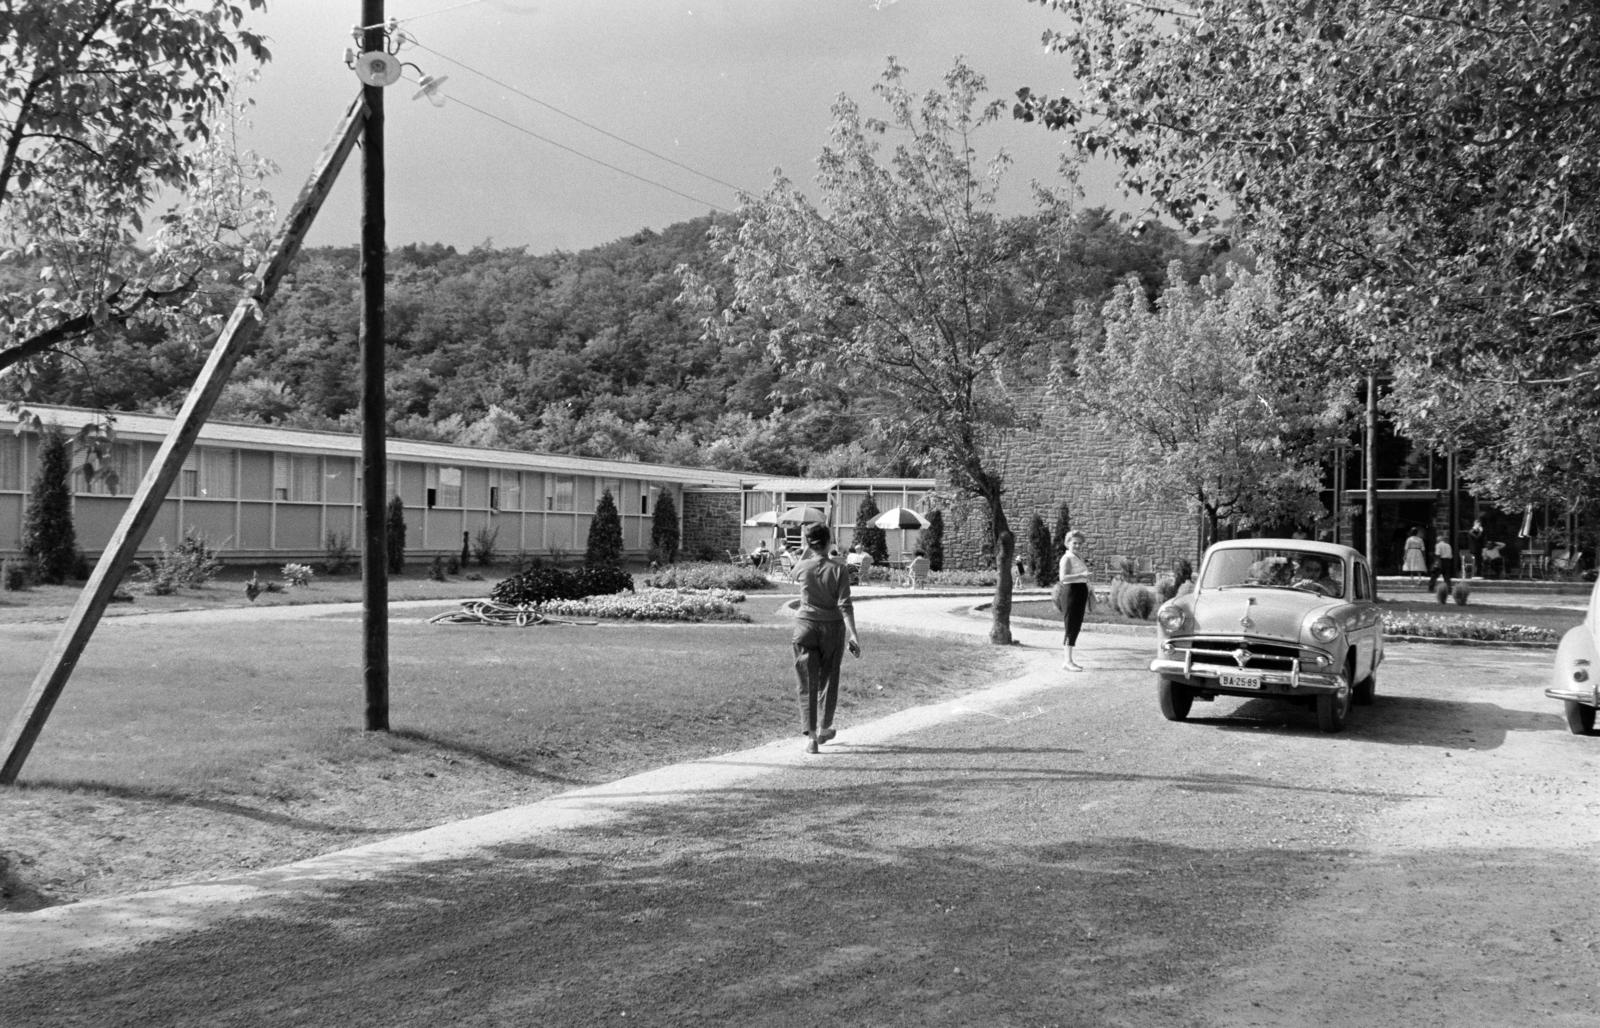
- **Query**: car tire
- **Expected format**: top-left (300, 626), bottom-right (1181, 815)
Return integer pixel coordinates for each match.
top-left (1564, 700), bottom-right (1596, 736)
top-left (1317, 667), bottom-right (1352, 733)
top-left (1157, 676), bottom-right (1194, 721)
top-left (1353, 670), bottom-right (1377, 706)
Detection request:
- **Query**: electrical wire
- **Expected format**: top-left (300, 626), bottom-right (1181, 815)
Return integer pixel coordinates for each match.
top-left (405, 37), bottom-right (752, 197)
top-left (359, 0), bottom-right (496, 32)
top-left (401, 73), bottom-right (736, 214)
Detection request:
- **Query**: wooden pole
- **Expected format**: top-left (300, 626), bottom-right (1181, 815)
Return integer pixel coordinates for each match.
top-left (1365, 371), bottom-right (1377, 562)
top-left (0, 95), bottom-right (368, 785)
top-left (360, 0), bottom-right (390, 731)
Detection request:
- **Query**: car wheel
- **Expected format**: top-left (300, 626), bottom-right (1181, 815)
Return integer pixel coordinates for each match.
top-left (1353, 669), bottom-right (1377, 706)
top-left (1564, 700), bottom-right (1597, 736)
top-left (1157, 676), bottom-right (1194, 721)
top-left (1317, 667), bottom-right (1352, 733)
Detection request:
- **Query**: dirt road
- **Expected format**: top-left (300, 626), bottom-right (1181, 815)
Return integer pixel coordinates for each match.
top-left (1, 607), bottom-right (1597, 1027)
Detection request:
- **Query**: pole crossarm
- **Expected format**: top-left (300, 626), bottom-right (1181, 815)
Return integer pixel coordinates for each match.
top-left (0, 94), bottom-right (369, 786)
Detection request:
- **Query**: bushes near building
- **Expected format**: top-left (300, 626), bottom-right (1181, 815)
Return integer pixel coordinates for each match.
top-left (1029, 513), bottom-right (1055, 587)
top-left (385, 496), bottom-right (407, 574)
top-left (925, 510), bottom-right (945, 572)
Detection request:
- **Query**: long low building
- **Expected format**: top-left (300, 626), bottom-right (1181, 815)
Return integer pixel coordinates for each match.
top-left (0, 406), bottom-right (937, 567)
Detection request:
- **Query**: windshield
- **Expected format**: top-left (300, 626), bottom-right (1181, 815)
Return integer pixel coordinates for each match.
top-left (1200, 548), bottom-right (1346, 599)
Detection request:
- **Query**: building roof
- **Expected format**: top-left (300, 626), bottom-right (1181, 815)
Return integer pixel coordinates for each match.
top-left (747, 477), bottom-right (842, 492)
top-left (7, 405), bottom-right (751, 487)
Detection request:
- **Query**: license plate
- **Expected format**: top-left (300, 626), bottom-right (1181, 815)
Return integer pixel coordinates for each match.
top-left (1219, 673), bottom-right (1263, 690)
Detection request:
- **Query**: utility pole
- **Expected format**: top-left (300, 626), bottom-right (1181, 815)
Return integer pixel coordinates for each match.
top-left (1365, 371), bottom-right (1377, 564)
top-left (360, 0), bottom-right (390, 731)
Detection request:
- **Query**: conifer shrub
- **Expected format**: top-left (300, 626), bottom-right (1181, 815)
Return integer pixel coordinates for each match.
top-left (21, 427), bottom-right (78, 584)
top-left (925, 509), bottom-right (945, 571)
top-left (1029, 513), bottom-right (1055, 587)
top-left (586, 489), bottom-right (625, 567)
top-left (855, 492), bottom-right (889, 564)
top-left (385, 496), bottom-right (406, 574)
top-left (650, 489), bottom-right (680, 564)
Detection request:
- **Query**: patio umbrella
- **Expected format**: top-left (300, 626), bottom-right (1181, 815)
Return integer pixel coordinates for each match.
top-left (872, 507), bottom-right (930, 530)
top-left (743, 510), bottom-right (780, 527)
top-left (778, 506), bottom-right (828, 524)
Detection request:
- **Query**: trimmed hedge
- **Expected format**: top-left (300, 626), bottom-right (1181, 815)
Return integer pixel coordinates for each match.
top-left (491, 564), bottom-right (635, 606)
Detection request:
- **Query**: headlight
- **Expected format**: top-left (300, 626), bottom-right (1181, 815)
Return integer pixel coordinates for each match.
top-left (1309, 616), bottom-right (1340, 643)
top-left (1157, 604), bottom-right (1186, 633)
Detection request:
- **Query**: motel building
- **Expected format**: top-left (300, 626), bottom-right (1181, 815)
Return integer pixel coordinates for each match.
top-left (0, 406), bottom-right (935, 569)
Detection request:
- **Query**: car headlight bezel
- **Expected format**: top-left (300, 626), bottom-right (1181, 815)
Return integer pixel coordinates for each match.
top-left (1309, 616), bottom-right (1340, 643)
top-left (1157, 603), bottom-right (1187, 634)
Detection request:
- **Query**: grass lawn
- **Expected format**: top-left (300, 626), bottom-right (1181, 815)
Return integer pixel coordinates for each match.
top-left (0, 588), bottom-right (1023, 796)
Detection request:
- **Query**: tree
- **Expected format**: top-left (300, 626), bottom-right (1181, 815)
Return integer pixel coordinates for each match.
top-left (21, 426), bottom-right (78, 583)
top-left (585, 488), bottom-right (624, 568)
top-left (0, 1), bottom-right (273, 383)
top-left (1016, 0), bottom-right (1600, 506)
top-left (854, 492), bottom-right (888, 565)
top-left (649, 488), bottom-right (679, 564)
top-left (1073, 264), bottom-right (1345, 544)
top-left (712, 58), bottom-right (1076, 644)
top-left (384, 496), bottom-right (406, 575)
top-left (1029, 513), bottom-right (1055, 587)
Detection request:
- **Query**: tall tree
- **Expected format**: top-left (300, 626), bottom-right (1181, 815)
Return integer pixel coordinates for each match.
top-left (1016, 0), bottom-right (1600, 507)
top-left (711, 58), bottom-right (1075, 644)
top-left (1073, 265), bottom-right (1346, 544)
top-left (0, 1), bottom-right (273, 383)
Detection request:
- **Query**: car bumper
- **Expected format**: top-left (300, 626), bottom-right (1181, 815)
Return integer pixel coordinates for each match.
top-left (1151, 654), bottom-right (1345, 695)
top-left (1545, 687), bottom-right (1599, 708)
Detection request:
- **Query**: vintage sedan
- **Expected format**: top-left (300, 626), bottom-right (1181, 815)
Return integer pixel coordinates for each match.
top-left (1151, 540), bottom-right (1384, 733)
top-left (1546, 576), bottom-right (1600, 735)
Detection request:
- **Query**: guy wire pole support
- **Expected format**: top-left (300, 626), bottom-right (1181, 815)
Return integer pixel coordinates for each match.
top-left (360, 0), bottom-right (391, 732)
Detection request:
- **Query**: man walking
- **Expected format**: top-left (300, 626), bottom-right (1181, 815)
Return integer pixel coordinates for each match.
top-left (1428, 533), bottom-right (1456, 592)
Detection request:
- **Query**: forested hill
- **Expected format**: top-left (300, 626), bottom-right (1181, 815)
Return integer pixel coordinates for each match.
top-left (15, 209), bottom-right (1208, 476)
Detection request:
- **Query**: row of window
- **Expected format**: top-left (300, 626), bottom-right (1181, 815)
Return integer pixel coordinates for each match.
top-left (0, 437), bottom-right (655, 514)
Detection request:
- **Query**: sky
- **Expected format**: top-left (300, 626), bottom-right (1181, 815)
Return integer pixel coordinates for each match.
top-left (237, 0), bottom-right (1109, 254)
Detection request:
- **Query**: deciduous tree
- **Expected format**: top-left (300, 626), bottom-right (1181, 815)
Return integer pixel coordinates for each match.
top-left (1073, 264), bottom-right (1346, 544)
top-left (0, 1), bottom-right (273, 384)
top-left (712, 58), bottom-right (1076, 643)
top-left (1016, 0), bottom-right (1600, 506)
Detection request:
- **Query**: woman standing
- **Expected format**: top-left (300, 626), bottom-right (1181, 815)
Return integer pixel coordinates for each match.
top-left (1056, 530), bottom-right (1092, 671)
top-left (1402, 527), bottom-right (1427, 580)
top-left (790, 522), bottom-right (861, 753)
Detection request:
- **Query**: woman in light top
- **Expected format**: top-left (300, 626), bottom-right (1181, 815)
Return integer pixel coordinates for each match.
top-left (1056, 530), bottom-right (1091, 671)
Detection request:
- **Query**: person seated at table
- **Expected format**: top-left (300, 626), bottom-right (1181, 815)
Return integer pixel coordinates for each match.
top-left (750, 540), bottom-right (771, 568)
top-left (905, 549), bottom-right (931, 588)
top-left (845, 543), bottom-right (874, 584)
top-left (1481, 540), bottom-right (1505, 578)
top-left (1290, 554), bottom-right (1341, 597)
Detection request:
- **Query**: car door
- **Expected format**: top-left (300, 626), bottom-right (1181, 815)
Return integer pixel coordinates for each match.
top-left (1351, 557), bottom-right (1383, 675)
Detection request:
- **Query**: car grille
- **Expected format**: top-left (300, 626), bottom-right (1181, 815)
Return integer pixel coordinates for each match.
top-left (1178, 638), bottom-right (1303, 673)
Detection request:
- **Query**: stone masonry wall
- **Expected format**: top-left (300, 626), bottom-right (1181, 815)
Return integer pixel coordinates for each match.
top-left (681, 489), bottom-right (743, 560)
top-left (939, 390), bottom-right (1198, 579)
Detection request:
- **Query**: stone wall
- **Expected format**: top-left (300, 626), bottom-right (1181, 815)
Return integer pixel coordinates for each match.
top-left (682, 489), bottom-right (743, 560)
top-left (938, 391), bottom-right (1198, 579)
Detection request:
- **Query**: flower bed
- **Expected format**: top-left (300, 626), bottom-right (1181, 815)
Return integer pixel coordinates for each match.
top-left (644, 562), bottom-right (770, 591)
top-left (534, 587), bottom-right (750, 623)
top-left (1382, 611), bottom-right (1559, 644)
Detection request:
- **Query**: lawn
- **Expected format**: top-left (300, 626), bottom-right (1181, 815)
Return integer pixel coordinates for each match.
top-left (0, 585), bottom-right (1022, 795)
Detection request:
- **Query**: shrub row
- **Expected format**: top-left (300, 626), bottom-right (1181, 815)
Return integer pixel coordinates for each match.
top-left (534, 588), bottom-right (749, 622)
top-left (644, 561), bottom-right (770, 591)
top-left (490, 564), bottom-right (635, 606)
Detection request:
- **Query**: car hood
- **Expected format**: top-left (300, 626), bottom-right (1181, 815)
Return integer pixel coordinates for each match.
top-left (1184, 588), bottom-right (1341, 639)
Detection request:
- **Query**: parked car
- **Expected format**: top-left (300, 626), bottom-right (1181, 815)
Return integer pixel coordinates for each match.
top-left (1150, 540), bottom-right (1384, 733)
top-left (1545, 576), bottom-right (1600, 735)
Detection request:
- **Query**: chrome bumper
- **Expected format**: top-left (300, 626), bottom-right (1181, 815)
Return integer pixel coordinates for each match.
top-left (1545, 687), bottom-right (1599, 707)
top-left (1150, 652), bottom-right (1343, 694)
